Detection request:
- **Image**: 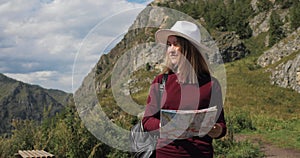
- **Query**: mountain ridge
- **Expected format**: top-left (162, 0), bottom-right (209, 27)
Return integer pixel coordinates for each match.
top-left (0, 73), bottom-right (72, 135)
top-left (77, 0), bottom-right (300, 98)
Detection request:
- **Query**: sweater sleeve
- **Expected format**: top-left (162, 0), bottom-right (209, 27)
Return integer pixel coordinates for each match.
top-left (211, 78), bottom-right (227, 139)
top-left (142, 75), bottom-right (161, 132)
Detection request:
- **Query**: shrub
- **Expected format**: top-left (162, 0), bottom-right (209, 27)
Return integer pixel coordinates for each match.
top-left (227, 112), bottom-right (256, 133)
top-left (214, 137), bottom-right (264, 157)
top-left (146, 63), bottom-right (151, 71)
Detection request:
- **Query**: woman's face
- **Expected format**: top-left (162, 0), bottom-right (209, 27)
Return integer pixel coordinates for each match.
top-left (167, 35), bottom-right (181, 66)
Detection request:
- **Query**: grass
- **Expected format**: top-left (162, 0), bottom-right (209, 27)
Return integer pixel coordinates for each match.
top-left (224, 36), bottom-right (300, 150)
top-left (129, 67), bottom-right (160, 105)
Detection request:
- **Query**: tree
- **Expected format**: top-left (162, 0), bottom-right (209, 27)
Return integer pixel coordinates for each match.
top-left (256, 0), bottom-right (273, 12)
top-left (146, 63), bottom-right (151, 71)
top-left (290, 1), bottom-right (300, 30)
top-left (202, 0), bottom-right (228, 31)
top-left (226, 0), bottom-right (253, 38)
top-left (275, 0), bottom-right (294, 9)
top-left (0, 120), bottom-right (38, 157)
top-left (269, 11), bottom-right (285, 46)
top-left (45, 104), bottom-right (106, 158)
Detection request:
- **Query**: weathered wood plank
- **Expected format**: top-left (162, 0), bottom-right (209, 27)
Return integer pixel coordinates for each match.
top-left (17, 150), bottom-right (55, 158)
top-left (35, 150), bottom-right (48, 157)
top-left (19, 150), bottom-right (31, 158)
top-left (29, 150), bottom-right (40, 157)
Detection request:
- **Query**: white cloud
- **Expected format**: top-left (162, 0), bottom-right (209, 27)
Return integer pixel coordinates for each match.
top-left (4, 70), bottom-right (73, 92)
top-left (0, 0), bottom-right (149, 92)
top-left (5, 70), bottom-right (57, 84)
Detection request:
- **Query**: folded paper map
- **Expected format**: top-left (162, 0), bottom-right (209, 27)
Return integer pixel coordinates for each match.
top-left (160, 106), bottom-right (217, 139)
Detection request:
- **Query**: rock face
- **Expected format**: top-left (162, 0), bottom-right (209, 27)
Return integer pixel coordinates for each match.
top-left (248, 4), bottom-right (290, 47)
top-left (215, 32), bottom-right (250, 63)
top-left (250, 1), bottom-right (300, 94)
top-left (257, 28), bottom-right (300, 67)
top-left (93, 7), bottom-right (168, 93)
top-left (257, 28), bottom-right (300, 93)
top-left (270, 54), bottom-right (300, 93)
top-left (249, 11), bottom-right (271, 37)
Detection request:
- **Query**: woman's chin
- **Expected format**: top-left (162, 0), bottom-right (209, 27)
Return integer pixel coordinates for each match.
top-left (171, 61), bottom-right (178, 65)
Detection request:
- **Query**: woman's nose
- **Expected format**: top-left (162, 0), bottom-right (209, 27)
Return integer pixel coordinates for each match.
top-left (168, 46), bottom-right (175, 53)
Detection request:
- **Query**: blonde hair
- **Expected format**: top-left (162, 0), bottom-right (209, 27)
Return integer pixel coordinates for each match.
top-left (162, 36), bottom-right (210, 84)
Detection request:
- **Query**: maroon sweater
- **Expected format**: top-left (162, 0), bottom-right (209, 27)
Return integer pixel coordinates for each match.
top-left (142, 72), bottom-right (226, 158)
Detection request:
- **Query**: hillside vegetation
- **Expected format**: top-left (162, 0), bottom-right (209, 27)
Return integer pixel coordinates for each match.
top-left (0, 73), bottom-right (72, 135)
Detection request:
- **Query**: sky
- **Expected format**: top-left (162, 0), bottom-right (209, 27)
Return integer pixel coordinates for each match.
top-left (0, 0), bottom-right (152, 93)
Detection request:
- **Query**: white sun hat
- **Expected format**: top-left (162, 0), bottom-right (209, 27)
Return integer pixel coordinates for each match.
top-left (155, 21), bottom-right (211, 56)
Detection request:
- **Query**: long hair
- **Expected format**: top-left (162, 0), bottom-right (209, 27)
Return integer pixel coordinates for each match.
top-left (162, 36), bottom-right (210, 84)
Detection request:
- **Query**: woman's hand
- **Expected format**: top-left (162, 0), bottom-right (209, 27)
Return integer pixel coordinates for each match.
top-left (207, 123), bottom-right (222, 138)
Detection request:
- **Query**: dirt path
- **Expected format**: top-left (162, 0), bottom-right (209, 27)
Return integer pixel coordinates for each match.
top-left (234, 134), bottom-right (300, 158)
top-left (262, 143), bottom-right (300, 158)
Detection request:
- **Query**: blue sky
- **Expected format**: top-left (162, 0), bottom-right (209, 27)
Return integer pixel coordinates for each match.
top-left (0, 0), bottom-right (152, 92)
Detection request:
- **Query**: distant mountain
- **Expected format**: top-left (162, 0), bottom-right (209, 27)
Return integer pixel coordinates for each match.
top-left (0, 73), bottom-right (72, 135)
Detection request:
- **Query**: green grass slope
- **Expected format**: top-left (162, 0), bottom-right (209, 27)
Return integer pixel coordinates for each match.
top-left (224, 34), bottom-right (300, 150)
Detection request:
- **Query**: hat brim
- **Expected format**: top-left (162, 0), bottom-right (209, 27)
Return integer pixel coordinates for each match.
top-left (155, 29), bottom-right (212, 55)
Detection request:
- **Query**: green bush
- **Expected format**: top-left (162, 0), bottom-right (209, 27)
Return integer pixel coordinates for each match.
top-left (227, 112), bottom-right (256, 133)
top-left (214, 114), bottom-right (263, 157)
top-left (247, 63), bottom-right (262, 71)
top-left (214, 138), bottom-right (264, 158)
top-left (213, 120), bottom-right (263, 158)
top-left (146, 63), bottom-right (151, 71)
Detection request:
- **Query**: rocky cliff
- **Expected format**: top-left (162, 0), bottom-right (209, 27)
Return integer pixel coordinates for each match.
top-left (214, 31), bottom-right (250, 62)
top-left (270, 54), bottom-right (300, 93)
top-left (257, 28), bottom-right (300, 93)
top-left (257, 28), bottom-right (300, 67)
top-left (248, 0), bottom-right (300, 93)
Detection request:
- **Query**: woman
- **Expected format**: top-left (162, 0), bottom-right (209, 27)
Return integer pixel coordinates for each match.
top-left (142, 21), bottom-right (226, 158)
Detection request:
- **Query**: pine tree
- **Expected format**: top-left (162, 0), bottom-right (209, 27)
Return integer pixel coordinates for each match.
top-left (226, 0), bottom-right (253, 38)
top-left (269, 11), bottom-right (285, 46)
top-left (290, 1), bottom-right (300, 30)
top-left (256, 0), bottom-right (272, 12)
